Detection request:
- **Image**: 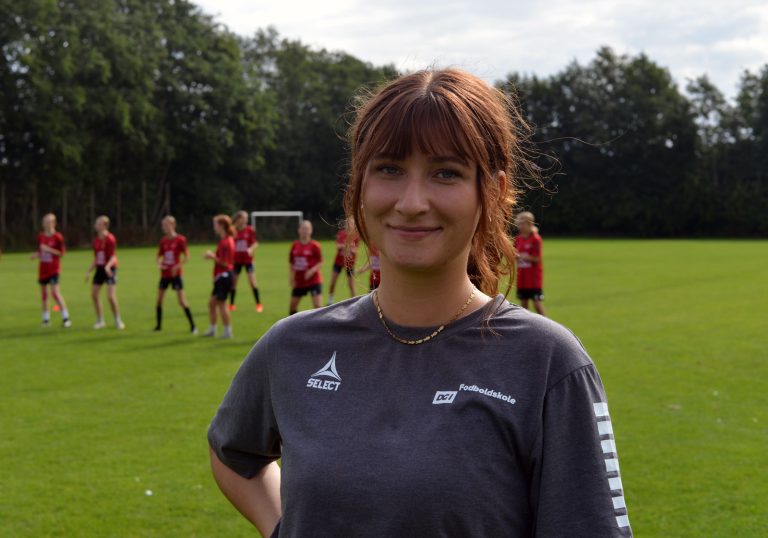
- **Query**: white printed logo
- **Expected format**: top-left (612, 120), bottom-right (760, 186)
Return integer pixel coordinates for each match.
top-left (307, 351), bottom-right (341, 391)
top-left (432, 391), bottom-right (458, 404)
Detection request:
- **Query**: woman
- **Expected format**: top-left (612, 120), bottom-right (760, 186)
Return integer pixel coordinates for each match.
top-left (514, 211), bottom-right (546, 316)
top-left (85, 215), bottom-right (124, 330)
top-left (208, 69), bottom-right (632, 537)
top-left (154, 215), bottom-right (197, 334)
top-left (203, 215), bottom-right (235, 339)
top-left (31, 213), bottom-right (71, 328)
top-left (229, 210), bottom-right (263, 313)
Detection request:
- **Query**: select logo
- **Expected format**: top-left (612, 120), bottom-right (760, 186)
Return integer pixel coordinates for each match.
top-left (432, 390), bottom-right (458, 405)
top-left (307, 352), bottom-right (341, 392)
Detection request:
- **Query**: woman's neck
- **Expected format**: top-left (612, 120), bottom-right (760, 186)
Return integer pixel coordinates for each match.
top-left (375, 259), bottom-right (491, 327)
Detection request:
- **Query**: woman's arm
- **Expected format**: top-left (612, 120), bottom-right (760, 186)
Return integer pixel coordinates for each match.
top-left (209, 448), bottom-right (282, 536)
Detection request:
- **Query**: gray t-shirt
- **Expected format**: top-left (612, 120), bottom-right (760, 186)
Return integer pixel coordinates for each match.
top-left (208, 295), bottom-right (632, 537)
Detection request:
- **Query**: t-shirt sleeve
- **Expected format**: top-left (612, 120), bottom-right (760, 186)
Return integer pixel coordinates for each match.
top-left (315, 243), bottom-right (322, 262)
top-left (107, 236), bottom-right (116, 258)
top-left (208, 332), bottom-right (281, 478)
top-left (57, 234), bottom-right (65, 255)
top-left (529, 365), bottom-right (632, 537)
top-left (180, 236), bottom-right (188, 254)
top-left (289, 245), bottom-right (295, 264)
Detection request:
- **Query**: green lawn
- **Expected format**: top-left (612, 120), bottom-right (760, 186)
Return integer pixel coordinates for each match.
top-left (1, 240), bottom-right (766, 537)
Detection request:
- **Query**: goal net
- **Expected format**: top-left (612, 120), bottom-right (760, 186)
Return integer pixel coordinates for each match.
top-left (250, 211), bottom-right (304, 241)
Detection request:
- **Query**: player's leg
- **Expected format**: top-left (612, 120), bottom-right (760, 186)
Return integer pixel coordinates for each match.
top-left (229, 266), bottom-right (240, 311)
top-left (311, 285), bottom-right (323, 309)
top-left (328, 267), bottom-right (340, 305)
top-left (346, 268), bottom-right (356, 298)
top-left (40, 284), bottom-right (50, 327)
top-left (155, 286), bottom-right (167, 331)
top-left (218, 299), bottom-right (232, 338)
top-left (204, 295), bottom-right (218, 336)
top-left (92, 283), bottom-right (105, 328)
top-left (50, 281), bottom-right (71, 327)
top-left (289, 293), bottom-right (301, 316)
top-left (107, 283), bottom-right (125, 329)
top-left (533, 291), bottom-right (546, 317)
top-left (176, 285), bottom-right (197, 334)
top-left (521, 298), bottom-right (529, 310)
top-left (247, 266), bottom-right (262, 312)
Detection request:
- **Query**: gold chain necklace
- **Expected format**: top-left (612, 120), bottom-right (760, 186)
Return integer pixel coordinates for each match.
top-left (373, 286), bottom-right (477, 345)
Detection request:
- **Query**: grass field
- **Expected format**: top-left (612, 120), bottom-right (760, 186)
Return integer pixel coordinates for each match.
top-left (1, 239), bottom-right (766, 537)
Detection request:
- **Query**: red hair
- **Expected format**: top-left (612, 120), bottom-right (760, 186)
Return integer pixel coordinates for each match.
top-left (213, 214), bottom-right (235, 237)
top-left (344, 68), bottom-right (536, 296)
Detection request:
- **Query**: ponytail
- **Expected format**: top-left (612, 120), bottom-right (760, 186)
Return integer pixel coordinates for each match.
top-left (214, 214), bottom-right (235, 237)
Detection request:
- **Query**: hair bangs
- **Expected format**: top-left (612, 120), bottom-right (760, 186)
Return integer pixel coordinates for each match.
top-left (362, 89), bottom-right (479, 166)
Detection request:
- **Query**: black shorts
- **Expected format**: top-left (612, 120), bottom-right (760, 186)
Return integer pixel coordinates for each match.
top-left (93, 267), bottom-right (117, 286)
top-left (234, 263), bottom-right (254, 275)
top-left (159, 276), bottom-right (184, 290)
top-left (516, 288), bottom-right (543, 301)
top-left (38, 273), bottom-right (60, 285)
top-left (332, 263), bottom-right (354, 277)
top-left (212, 273), bottom-right (233, 301)
top-left (292, 284), bottom-right (322, 297)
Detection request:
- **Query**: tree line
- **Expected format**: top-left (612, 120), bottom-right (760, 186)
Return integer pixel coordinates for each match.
top-left (1, 0), bottom-right (766, 248)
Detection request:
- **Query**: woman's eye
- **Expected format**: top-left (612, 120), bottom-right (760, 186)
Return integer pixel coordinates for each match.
top-left (435, 169), bottom-right (460, 180)
top-left (378, 166), bottom-right (400, 175)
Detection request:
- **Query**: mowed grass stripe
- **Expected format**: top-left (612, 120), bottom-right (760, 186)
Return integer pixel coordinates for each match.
top-left (1, 240), bottom-right (766, 537)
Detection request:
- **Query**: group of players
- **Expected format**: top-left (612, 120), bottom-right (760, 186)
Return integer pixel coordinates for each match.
top-left (31, 210), bottom-right (391, 337)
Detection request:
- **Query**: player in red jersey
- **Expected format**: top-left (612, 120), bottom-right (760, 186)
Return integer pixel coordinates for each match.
top-left (30, 213), bottom-right (71, 327)
top-left (154, 215), bottom-right (197, 334)
top-left (229, 210), bottom-right (262, 313)
top-left (514, 211), bottom-right (546, 316)
top-left (289, 220), bottom-right (323, 315)
top-left (85, 215), bottom-right (125, 329)
top-left (358, 245), bottom-right (382, 291)
top-left (327, 220), bottom-right (359, 305)
top-left (203, 215), bottom-right (236, 338)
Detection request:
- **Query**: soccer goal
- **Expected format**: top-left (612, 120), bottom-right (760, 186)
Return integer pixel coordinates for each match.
top-left (250, 211), bottom-right (304, 241)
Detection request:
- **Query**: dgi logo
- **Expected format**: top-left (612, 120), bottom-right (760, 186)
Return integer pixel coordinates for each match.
top-left (432, 390), bottom-right (457, 404)
top-left (307, 351), bottom-right (342, 391)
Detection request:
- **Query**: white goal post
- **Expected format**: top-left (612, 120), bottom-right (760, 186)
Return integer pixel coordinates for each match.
top-left (250, 211), bottom-right (304, 234)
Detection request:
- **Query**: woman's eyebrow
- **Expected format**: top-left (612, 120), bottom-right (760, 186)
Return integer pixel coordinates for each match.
top-left (429, 155), bottom-right (470, 166)
top-left (370, 153), bottom-right (401, 161)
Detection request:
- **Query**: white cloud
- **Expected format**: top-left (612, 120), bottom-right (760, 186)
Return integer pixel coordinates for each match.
top-left (195, 0), bottom-right (768, 99)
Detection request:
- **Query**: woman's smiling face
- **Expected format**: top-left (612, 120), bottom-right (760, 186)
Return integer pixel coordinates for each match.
top-left (362, 149), bottom-right (481, 273)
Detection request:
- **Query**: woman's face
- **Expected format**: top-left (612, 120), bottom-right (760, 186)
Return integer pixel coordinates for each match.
top-left (212, 220), bottom-right (222, 237)
top-left (362, 149), bottom-right (480, 274)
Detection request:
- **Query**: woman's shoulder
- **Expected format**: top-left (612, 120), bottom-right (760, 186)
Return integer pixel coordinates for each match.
top-left (266, 295), bottom-right (372, 340)
top-left (487, 299), bottom-right (594, 387)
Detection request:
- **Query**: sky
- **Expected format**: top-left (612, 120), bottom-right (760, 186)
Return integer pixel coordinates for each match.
top-left (195, 0), bottom-right (768, 100)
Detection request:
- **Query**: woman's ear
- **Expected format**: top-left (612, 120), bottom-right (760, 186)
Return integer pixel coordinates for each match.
top-left (496, 170), bottom-right (507, 197)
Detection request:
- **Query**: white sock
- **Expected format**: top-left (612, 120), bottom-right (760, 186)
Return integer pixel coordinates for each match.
top-left (208, 324), bottom-right (217, 333)
top-left (328, 293), bottom-right (334, 303)
top-left (97, 316), bottom-right (104, 324)
top-left (115, 315), bottom-right (122, 325)
top-left (42, 311), bottom-right (51, 322)
top-left (61, 308), bottom-right (70, 319)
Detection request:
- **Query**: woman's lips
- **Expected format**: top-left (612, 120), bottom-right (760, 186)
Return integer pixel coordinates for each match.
top-left (387, 225), bottom-right (442, 240)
